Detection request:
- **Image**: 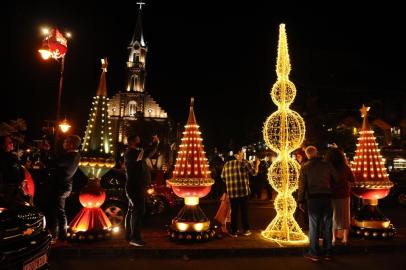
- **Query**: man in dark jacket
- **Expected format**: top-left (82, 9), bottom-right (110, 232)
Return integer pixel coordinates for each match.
top-left (0, 135), bottom-right (25, 202)
top-left (298, 146), bottom-right (336, 262)
top-left (49, 135), bottom-right (81, 242)
top-left (125, 134), bottom-right (159, 246)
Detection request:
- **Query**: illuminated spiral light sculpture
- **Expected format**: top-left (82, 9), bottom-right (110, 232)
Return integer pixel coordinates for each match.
top-left (261, 24), bottom-right (308, 244)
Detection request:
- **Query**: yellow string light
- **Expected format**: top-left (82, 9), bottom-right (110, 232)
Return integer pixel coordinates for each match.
top-left (261, 24), bottom-right (308, 244)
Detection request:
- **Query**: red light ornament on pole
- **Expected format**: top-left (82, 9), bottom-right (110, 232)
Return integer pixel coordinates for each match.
top-left (38, 28), bottom-right (68, 60)
top-left (38, 27), bottom-right (70, 137)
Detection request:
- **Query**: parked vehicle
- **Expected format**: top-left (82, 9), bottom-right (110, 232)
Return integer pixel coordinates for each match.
top-left (0, 195), bottom-right (51, 269)
top-left (100, 168), bottom-right (181, 227)
top-left (386, 171), bottom-right (406, 206)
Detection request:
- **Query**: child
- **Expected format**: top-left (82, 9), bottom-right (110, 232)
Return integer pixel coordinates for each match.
top-left (214, 192), bottom-right (231, 235)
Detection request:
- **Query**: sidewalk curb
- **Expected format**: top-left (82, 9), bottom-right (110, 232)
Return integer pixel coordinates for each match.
top-left (50, 237), bottom-right (406, 259)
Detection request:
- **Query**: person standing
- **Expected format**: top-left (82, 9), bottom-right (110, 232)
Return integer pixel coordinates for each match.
top-left (326, 147), bottom-right (354, 245)
top-left (221, 149), bottom-right (259, 237)
top-left (0, 135), bottom-right (25, 203)
top-left (125, 134), bottom-right (159, 247)
top-left (49, 135), bottom-right (81, 242)
top-left (298, 146), bottom-right (336, 262)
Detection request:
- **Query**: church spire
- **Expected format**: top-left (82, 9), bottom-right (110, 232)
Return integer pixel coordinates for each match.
top-left (126, 1), bottom-right (148, 92)
top-left (130, 2), bottom-right (146, 47)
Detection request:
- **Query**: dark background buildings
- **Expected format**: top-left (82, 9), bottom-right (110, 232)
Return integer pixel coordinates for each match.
top-left (2, 1), bottom-right (406, 150)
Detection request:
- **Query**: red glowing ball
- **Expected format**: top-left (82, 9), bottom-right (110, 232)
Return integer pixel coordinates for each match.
top-left (79, 182), bottom-right (106, 208)
top-left (352, 188), bottom-right (390, 200)
top-left (171, 185), bottom-right (212, 198)
top-left (22, 167), bottom-right (35, 198)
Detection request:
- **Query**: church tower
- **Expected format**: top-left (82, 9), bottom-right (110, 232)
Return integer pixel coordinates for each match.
top-left (108, 2), bottom-right (173, 169)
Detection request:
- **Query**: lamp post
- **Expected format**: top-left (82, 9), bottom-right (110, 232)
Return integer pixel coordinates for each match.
top-left (38, 27), bottom-right (70, 152)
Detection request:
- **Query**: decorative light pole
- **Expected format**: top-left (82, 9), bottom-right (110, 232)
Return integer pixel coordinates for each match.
top-left (262, 24), bottom-right (308, 245)
top-left (38, 27), bottom-right (70, 149)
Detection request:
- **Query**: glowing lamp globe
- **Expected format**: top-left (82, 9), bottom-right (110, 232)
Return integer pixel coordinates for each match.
top-left (39, 48), bottom-right (52, 60)
top-left (79, 182), bottom-right (106, 208)
top-left (59, 119), bottom-right (71, 133)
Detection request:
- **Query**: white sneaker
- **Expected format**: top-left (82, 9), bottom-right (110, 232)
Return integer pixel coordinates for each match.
top-left (129, 240), bottom-right (146, 247)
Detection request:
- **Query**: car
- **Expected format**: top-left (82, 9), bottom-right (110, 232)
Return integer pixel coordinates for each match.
top-left (386, 170), bottom-right (406, 206)
top-left (100, 168), bottom-right (181, 227)
top-left (64, 168), bottom-right (181, 228)
top-left (0, 198), bottom-right (51, 270)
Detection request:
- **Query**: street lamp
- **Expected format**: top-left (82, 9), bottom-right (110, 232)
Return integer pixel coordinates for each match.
top-left (38, 27), bottom-right (70, 152)
top-left (59, 118), bottom-right (71, 133)
top-left (38, 27), bottom-right (69, 126)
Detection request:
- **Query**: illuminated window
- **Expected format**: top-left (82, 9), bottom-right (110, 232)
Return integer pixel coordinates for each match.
top-left (128, 100), bottom-right (137, 116)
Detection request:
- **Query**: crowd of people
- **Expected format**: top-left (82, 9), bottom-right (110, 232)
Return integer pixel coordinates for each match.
top-left (1, 133), bottom-right (356, 261)
top-left (0, 134), bottom-right (82, 244)
top-left (212, 144), bottom-right (355, 262)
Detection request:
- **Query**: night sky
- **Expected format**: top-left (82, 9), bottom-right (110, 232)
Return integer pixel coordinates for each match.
top-left (3, 1), bottom-right (406, 150)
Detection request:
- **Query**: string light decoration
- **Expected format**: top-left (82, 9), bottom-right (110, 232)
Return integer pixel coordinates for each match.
top-left (350, 105), bottom-right (395, 238)
top-left (67, 58), bottom-right (116, 241)
top-left (261, 24), bottom-right (308, 244)
top-left (167, 98), bottom-right (215, 242)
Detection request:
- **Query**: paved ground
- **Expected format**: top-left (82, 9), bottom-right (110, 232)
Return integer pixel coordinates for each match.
top-left (50, 200), bottom-right (406, 259)
top-left (50, 251), bottom-right (406, 270)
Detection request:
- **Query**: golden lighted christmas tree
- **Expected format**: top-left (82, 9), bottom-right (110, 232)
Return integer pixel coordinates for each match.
top-left (262, 24), bottom-right (308, 244)
top-left (351, 105), bottom-right (391, 184)
top-left (350, 105), bottom-right (395, 238)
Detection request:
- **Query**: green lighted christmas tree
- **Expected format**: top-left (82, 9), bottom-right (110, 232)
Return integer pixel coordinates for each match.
top-left (82, 58), bottom-right (114, 157)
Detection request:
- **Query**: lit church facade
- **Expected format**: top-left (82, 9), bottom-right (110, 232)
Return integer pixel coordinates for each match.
top-left (108, 3), bottom-right (175, 169)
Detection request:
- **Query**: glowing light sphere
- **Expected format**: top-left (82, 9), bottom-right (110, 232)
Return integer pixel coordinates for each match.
top-left (268, 157), bottom-right (300, 194)
top-left (270, 80), bottom-right (297, 107)
top-left (264, 111), bottom-right (305, 153)
top-left (79, 182), bottom-right (106, 208)
top-left (261, 24), bottom-right (308, 245)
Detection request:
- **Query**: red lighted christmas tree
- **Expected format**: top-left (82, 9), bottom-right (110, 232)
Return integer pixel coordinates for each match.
top-left (168, 98), bottom-right (214, 241)
top-left (350, 104), bottom-right (395, 238)
top-left (171, 98), bottom-right (211, 183)
top-left (351, 105), bottom-right (392, 190)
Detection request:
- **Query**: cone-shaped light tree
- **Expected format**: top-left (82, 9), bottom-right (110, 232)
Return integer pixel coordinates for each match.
top-left (261, 24), bottom-right (308, 244)
top-left (67, 58), bottom-right (116, 241)
top-left (350, 105), bottom-right (395, 238)
top-left (167, 98), bottom-right (215, 241)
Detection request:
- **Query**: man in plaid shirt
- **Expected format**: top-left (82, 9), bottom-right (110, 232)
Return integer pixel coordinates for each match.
top-left (221, 149), bottom-right (260, 236)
